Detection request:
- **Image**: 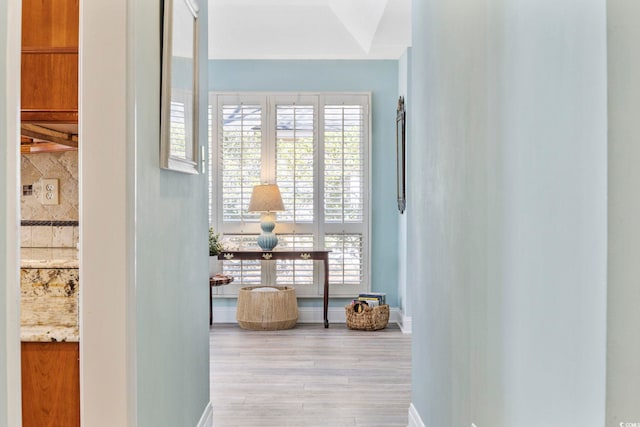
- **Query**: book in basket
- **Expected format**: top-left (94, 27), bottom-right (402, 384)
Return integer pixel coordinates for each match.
top-left (358, 292), bottom-right (386, 305)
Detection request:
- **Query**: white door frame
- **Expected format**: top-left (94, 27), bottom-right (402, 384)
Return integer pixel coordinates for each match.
top-left (3, 0), bottom-right (137, 425)
top-left (3, 0), bottom-right (22, 425)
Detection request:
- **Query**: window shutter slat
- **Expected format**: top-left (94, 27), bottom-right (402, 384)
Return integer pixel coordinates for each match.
top-left (325, 233), bottom-right (363, 286)
top-left (221, 104), bottom-right (262, 223)
top-left (276, 104), bottom-right (315, 223)
top-left (323, 104), bottom-right (365, 223)
top-left (275, 234), bottom-right (315, 286)
top-left (221, 235), bottom-right (262, 286)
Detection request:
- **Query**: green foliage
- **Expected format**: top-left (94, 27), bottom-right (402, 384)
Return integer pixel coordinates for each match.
top-left (209, 227), bottom-right (224, 256)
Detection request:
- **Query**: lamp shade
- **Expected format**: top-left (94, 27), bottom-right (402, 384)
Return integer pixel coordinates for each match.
top-left (248, 184), bottom-right (285, 213)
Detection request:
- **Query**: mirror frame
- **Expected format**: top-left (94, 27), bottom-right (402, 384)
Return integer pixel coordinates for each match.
top-left (396, 96), bottom-right (406, 213)
top-left (160, 0), bottom-right (199, 174)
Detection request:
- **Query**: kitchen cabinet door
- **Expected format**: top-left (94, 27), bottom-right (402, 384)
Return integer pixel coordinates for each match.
top-left (21, 342), bottom-right (80, 427)
top-left (21, 0), bottom-right (79, 123)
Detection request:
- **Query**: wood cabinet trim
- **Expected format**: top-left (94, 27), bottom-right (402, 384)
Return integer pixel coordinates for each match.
top-left (22, 47), bottom-right (78, 54)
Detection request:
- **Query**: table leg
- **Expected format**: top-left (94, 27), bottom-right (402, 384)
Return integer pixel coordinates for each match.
top-left (323, 255), bottom-right (329, 328)
top-left (209, 281), bottom-right (213, 326)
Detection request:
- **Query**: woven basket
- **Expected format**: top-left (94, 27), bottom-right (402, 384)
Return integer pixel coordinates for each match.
top-left (345, 304), bottom-right (389, 331)
top-left (236, 286), bottom-right (298, 330)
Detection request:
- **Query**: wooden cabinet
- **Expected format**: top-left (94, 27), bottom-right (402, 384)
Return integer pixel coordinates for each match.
top-left (21, 342), bottom-right (80, 427)
top-left (21, 0), bottom-right (79, 123)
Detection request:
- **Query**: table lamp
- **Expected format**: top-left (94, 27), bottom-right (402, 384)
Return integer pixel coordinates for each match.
top-left (248, 184), bottom-right (285, 251)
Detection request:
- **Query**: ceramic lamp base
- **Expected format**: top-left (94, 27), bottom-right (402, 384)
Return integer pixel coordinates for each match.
top-left (257, 212), bottom-right (278, 251)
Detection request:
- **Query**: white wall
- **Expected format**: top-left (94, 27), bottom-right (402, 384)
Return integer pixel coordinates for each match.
top-left (607, 0), bottom-right (640, 423)
top-left (1, 0), bottom-right (22, 425)
top-left (410, 0), bottom-right (608, 425)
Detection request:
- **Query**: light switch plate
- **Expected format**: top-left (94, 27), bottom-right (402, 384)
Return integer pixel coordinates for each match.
top-left (41, 178), bottom-right (59, 205)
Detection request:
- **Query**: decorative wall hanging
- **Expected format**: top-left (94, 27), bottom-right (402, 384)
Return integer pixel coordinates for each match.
top-left (396, 96), bottom-right (406, 213)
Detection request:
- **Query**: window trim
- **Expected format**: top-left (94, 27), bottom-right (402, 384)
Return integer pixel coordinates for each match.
top-left (209, 92), bottom-right (372, 298)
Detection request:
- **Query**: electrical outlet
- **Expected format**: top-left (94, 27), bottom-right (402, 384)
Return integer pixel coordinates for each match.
top-left (472, 423), bottom-right (478, 427)
top-left (41, 179), bottom-right (59, 205)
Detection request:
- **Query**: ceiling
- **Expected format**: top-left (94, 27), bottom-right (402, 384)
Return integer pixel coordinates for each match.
top-left (208, 0), bottom-right (412, 60)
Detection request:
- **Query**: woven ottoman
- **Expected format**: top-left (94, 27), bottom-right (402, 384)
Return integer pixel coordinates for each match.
top-left (236, 286), bottom-right (298, 330)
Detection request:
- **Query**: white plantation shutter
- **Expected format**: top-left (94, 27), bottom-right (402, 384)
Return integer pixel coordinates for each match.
top-left (220, 235), bottom-right (262, 286)
top-left (211, 93), bottom-right (370, 297)
top-left (219, 102), bottom-right (262, 224)
top-left (275, 234), bottom-right (315, 286)
top-left (325, 234), bottom-right (364, 286)
top-left (324, 104), bottom-right (365, 223)
top-left (275, 102), bottom-right (316, 224)
top-left (321, 95), bottom-right (368, 292)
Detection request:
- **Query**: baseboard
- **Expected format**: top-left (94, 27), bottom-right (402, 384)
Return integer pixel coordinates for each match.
top-left (398, 312), bottom-right (412, 334)
top-left (408, 403), bottom-right (426, 427)
top-left (212, 306), bottom-right (402, 326)
top-left (197, 401), bottom-right (213, 427)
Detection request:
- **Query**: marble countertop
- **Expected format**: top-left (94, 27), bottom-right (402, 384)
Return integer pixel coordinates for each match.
top-left (21, 247), bottom-right (79, 268)
top-left (21, 325), bottom-right (79, 342)
top-left (20, 247), bottom-right (80, 342)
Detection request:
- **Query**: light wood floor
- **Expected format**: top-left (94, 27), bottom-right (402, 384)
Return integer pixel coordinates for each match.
top-left (210, 323), bottom-right (411, 427)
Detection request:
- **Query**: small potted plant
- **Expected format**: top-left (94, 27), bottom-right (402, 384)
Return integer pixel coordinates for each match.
top-left (209, 227), bottom-right (224, 277)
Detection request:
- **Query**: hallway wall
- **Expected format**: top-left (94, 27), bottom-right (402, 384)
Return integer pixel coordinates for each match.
top-left (409, 0), bottom-right (608, 425)
top-left (80, 0), bottom-right (211, 425)
top-left (409, 2), bottom-right (489, 424)
top-left (607, 0), bottom-right (640, 423)
top-left (133, 0), bottom-right (211, 424)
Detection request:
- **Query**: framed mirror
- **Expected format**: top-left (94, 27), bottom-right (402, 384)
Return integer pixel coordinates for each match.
top-left (160, 0), bottom-right (199, 174)
top-left (396, 96), bottom-right (406, 213)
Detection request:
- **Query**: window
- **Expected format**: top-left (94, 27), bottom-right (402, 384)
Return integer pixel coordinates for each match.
top-left (210, 93), bottom-right (370, 297)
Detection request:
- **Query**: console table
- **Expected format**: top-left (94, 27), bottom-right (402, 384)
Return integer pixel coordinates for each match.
top-left (218, 250), bottom-right (331, 328)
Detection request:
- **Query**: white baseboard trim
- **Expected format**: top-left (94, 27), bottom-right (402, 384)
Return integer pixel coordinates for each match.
top-left (212, 306), bottom-right (402, 326)
top-left (197, 401), bottom-right (213, 427)
top-left (408, 403), bottom-right (426, 427)
top-left (398, 312), bottom-right (412, 334)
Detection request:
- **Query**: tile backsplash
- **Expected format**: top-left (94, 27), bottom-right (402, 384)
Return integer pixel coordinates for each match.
top-left (21, 224), bottom-right (79, 248)
top-left (21, 151), bottom-right (78, 222)
top-left (21, 151), bottom-right (79, 248)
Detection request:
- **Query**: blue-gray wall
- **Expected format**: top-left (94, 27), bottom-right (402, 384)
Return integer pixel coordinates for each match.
top-left (607, 0), bottom-right (640, 423)
top-left (410, 0), bottom-right (608, 425)
top-left (209, 60), bottom-right (400, 307)
top-left (133, 0), bottom-right (210, 425)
